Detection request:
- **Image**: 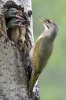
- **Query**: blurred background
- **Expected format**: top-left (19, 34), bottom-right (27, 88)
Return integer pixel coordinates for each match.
top-left (32, 0), bottom-right (66, 100)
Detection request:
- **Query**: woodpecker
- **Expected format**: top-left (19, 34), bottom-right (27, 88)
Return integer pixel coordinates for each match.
top-left (29, 17), bottom-right (58, 94)
top-left (5, 8), bottom-right (23, 19)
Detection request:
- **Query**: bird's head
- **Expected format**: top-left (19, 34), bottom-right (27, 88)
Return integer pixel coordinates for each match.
top-left (37, 17), bottom-right (58, 41)
top-left (7, 18), bottom-right (26, 28)
top-left (7, 8), bottom-right (23, 19)
top-left (37, 17), bottom-right (58, 33)
top-left (12, 19), bottom-right (25, 27)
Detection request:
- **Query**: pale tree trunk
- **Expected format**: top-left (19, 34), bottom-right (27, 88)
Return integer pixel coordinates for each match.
top-left (0, 0), bottom-right (40, 100)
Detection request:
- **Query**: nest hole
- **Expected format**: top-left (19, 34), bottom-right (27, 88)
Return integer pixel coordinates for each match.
top-left (3, 1), bottom-right (30, 41)
top-left (2, 1), bottom-right (23, 40)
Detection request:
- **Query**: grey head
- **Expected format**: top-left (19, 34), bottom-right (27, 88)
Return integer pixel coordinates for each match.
top-left (37, 17), bottom-right (58, 41)
top-left (7, 18), bottom-right (25, 28)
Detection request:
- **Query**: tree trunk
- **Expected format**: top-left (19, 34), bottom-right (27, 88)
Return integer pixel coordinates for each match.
top-left (0, 0), bottom-right (40, 100)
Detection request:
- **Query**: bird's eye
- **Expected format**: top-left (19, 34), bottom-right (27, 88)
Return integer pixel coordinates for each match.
top-left (15, 20), bottom-right (20, 24)
top-left (14, 12), bottom-right (18, 14)
top-left (46, 19), bottom-right (51, 23)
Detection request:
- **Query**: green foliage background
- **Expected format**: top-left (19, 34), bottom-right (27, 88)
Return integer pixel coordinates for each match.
top-left (32, 0), bottom-right (66, 100)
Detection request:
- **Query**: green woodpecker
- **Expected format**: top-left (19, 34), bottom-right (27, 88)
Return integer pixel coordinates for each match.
top-left (29, 17), bottom-right (58, 94)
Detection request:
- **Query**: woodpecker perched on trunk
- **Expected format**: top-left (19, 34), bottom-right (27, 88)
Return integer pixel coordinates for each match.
top-left (5, 8), bottom-right (23, 19)
top-left (29, 17), bottom-right (58, 95)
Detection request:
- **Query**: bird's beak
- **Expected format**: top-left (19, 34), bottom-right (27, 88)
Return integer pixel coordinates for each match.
top-left (37, 17), bottom-right (47, 24)
top-left (16, 14), bottom-right (22, 19)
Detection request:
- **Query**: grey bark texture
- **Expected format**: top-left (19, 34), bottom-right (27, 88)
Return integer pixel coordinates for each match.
top-left (0, 0), bottom-right (40, 100)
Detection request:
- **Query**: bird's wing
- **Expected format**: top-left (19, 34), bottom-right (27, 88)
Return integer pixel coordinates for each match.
top-left (29, 37), bottom-right (47, 91)
top-left (33, 36), bottom-right (47, 74)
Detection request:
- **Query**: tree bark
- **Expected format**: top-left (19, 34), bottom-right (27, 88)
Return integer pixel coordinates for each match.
top-left (0, 0), bottom-right (40, 100)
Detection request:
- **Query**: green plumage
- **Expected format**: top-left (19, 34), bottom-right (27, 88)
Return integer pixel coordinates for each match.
top-left (29, 36), bottom-right (53, 92)
top-left (29, 18), bottom-right (58, 95)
